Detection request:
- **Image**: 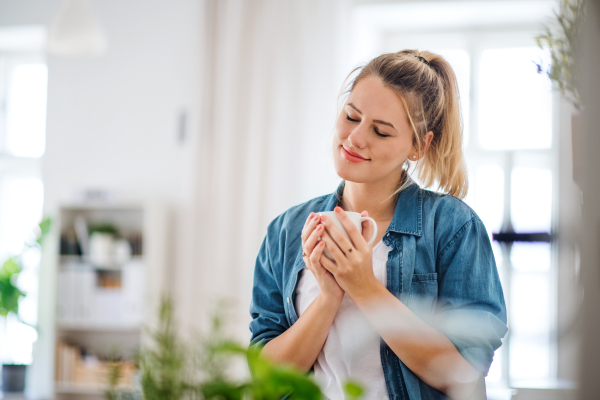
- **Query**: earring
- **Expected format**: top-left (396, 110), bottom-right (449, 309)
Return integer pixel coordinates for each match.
top-left (411, 155), bottom-right (417, 160)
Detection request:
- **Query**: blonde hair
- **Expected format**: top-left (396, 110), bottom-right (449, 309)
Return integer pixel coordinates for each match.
top-left (341, 50), bottom-right (468, 199)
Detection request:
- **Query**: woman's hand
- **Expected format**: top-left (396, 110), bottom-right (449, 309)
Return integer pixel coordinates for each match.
top-left (318, 207), bottom-right (383, 302)
top-left (301, 212), bottom-right (344, 303)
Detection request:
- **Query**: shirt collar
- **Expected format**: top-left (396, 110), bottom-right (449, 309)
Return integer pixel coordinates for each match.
top-left (388, 177), bottom-right (423, 237)
top-left (321, 177), bottom-right (423, 237)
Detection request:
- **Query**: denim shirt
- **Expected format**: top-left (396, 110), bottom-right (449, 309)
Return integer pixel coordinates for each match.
top-left (249, 180), bottom-right (508, 400)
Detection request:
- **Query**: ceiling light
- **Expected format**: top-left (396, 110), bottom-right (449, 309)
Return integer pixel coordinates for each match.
top-left (47, 0), bottom-right (107, 56)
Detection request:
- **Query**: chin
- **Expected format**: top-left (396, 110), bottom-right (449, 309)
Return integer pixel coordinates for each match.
top-left (333, 158), bottom-right (372, 184)
top-left (334, 155), bottom-right (405, 186)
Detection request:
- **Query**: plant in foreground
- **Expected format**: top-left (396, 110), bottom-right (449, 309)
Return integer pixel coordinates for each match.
top-left (133, 296), bottom-right (364, 400)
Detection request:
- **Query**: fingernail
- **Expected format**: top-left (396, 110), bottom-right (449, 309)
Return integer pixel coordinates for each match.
top-left (320, 215), bottom-right (327, 221)
top-left (334, 206), bottom-right (341, 214)
top-left (316, 225), bottom-right (323, 230)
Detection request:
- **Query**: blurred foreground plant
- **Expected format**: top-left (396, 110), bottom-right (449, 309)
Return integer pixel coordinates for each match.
top-left (134, 296), bottom-right (364, 400)
top-left (535, 0), bottom-right (584, 108)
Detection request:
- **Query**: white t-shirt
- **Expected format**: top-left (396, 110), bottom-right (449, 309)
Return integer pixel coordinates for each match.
top-left (294, 240), bottom-right (392, 400)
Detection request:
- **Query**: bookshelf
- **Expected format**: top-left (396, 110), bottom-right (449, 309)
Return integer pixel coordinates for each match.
top-left (51, 202), bottom-right (168, 399)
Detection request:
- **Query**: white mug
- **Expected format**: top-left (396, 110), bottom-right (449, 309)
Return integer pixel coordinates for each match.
top-left (317, 211), bottom-right (378, 260)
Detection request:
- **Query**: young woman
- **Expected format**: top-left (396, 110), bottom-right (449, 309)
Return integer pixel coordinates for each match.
top-left (249, 50), bottom-right (507, 400)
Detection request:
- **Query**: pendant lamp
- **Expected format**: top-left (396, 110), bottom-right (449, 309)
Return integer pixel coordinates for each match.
top-left (47, 0), bottom-right (107, 56)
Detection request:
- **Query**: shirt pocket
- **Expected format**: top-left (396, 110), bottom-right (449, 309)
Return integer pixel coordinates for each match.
top-left (409, 273), bottom-right (438, 318)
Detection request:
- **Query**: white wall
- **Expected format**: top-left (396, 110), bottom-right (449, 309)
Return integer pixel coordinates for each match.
top-left (0, 0), bottom-right (202, 397)
top-left (0, 0), bottom-right (202, 246)
top-left (42, 1), bottom-right (201, 209)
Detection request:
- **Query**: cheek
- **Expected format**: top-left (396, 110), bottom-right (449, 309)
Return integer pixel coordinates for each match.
top-left (375, 142), bottom-right (409, 166)
top-left (397, 147), bottom-right (414, 165)
top-left (334, 115), bottom-right (350, 141)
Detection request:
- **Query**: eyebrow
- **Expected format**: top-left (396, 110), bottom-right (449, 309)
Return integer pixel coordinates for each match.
top-left (347, 103), bottom-right (397, 131)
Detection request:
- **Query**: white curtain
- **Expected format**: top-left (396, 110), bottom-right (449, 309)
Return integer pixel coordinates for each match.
top-left (175, 0), bottom-right (346, 341)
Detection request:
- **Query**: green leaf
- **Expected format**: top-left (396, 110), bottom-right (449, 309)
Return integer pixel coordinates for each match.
top-left (0, 257), bottom-right (25, 316)
top-left (0, 257), bottom-right (21, 280)
top-left (36, 217), bottom-right (52, 245)
top-left (89, 223), bottom-right (119, 236)
top-left (344, 380), bottom-right (365, 399)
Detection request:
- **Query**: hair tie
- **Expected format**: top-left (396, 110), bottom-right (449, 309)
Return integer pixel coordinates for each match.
top-left (417, 55), bottom-right (431, 67)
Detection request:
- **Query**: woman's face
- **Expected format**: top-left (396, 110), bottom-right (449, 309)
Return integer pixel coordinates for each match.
top-left (333, 75), bottom-right (417, 185)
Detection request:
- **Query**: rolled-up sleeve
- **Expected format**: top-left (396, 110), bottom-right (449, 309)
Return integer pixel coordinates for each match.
top-left (434, 216), bottom-right (508, 374)
top-left (249, 230), bottom-right (289, 348)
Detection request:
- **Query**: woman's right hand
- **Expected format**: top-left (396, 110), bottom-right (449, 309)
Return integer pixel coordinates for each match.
top-left (301, 212), bottom-right (344, 303)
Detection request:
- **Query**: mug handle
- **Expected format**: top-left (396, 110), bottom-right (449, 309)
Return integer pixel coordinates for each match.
top-left (359, 216), bottom-right (378, 246)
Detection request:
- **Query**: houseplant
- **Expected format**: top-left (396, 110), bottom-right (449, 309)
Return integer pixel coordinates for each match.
top-left (535, 0), bottom-right (584, 109)
top-left (89, 222), bottom-right (120, 266)
top-left (0, 218), bottom-right (51, 392)
top-left (124, 296), bottom-right (365, 400)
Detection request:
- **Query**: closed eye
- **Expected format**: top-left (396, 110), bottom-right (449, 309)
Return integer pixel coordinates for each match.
top-left (374, 128), bottom-right (390, 138)
top-left (347, 114), bottom-right (390, 138)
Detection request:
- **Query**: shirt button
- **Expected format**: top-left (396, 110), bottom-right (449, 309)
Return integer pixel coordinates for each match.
top-left (287, 297), bottom-right (290, 304)
top-left (386, 349), bottom-right (389, 356)
top-left (386, 233), bottom-right (390, 237)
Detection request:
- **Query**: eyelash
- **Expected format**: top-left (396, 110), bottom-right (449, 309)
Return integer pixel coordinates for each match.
top-left (346, 114), bottom-right (390, 138)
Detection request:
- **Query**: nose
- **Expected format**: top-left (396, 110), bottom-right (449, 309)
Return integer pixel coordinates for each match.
top-left (348, 125), bottom-right (368, 149)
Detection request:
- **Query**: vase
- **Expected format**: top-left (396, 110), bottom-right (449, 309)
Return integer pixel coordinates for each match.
top-left (89, 232), bottom-right (115, 266)
top-left (1, 364), bottom-right (26, 393)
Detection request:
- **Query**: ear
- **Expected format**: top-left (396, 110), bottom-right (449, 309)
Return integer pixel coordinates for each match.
top-left (410, 131), bottom-right (434, 161)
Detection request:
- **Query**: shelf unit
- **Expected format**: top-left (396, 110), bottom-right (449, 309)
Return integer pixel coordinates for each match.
top-left (51, 202), bottom-right (168, 399)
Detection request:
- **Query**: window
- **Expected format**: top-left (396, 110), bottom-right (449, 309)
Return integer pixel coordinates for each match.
top-left (0, 26), bottom-right (47, 365)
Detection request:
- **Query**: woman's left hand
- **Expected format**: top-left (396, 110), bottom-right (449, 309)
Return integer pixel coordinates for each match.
top-left (318, 206), bottom-right (382, 301)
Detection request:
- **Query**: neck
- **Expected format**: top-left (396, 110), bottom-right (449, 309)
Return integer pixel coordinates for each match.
top-left (339, 171), bottom-right (404, 222)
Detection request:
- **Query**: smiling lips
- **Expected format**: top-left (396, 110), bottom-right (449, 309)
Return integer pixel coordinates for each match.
top-left (342, 146), bottom-right (369, 163)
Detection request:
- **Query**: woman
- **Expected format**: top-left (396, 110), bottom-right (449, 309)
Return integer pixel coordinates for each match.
top-left (249, 50), bottom-right (507, 400)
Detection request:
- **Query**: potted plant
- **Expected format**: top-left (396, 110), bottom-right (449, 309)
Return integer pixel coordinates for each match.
top-left (0, 218), bottom-right (51, 393)
top-left (88, 223), bottom-right (119, 267)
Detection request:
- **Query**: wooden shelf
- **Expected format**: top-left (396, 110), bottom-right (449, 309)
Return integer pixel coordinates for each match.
top-left (54, 382), bottom-right (136, 395)
top-left (59, 255), bottom-right (144, 269)
top-left (55, 383), bottom-right (104, 395)
top-left (56, 202), bottom-right (145, 212)
top-left (56, 323), bottom-right (141, 332)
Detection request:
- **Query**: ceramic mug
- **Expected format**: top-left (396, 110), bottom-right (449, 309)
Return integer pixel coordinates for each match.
top-left (317, 211), bottom-right (378, 260)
